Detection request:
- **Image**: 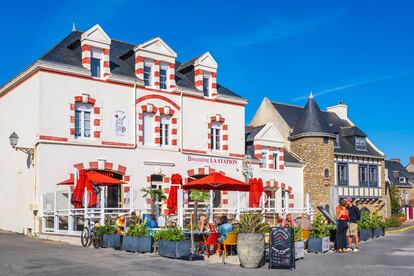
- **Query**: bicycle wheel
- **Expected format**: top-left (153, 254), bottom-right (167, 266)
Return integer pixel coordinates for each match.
top-left (87, 228), bottom-right (94, 247)
top-left (92, 234), bottom-right (102, 249)
top-left (81, 227), bottom-right (90, 247)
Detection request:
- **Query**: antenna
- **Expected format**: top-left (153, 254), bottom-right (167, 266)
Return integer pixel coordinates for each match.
top-left (309, 92), bottom-right (314, 99)
top-left (72, 22), bottom-right (77, 32)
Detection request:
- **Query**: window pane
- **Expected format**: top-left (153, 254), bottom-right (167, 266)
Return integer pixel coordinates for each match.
top-left (203, 77), bottom-right (209, 97)
top-left (144, 65), bottom-right (152, 86)
top-left (160, 68), bottom-right (167, 89)
top-left (84, 111), bottom-right (91, 137)
top-left (91, 58), bottom-right (101, 78)
top-left (143, 113), bottom-right (153, 145)
top-left (338, 163), bottom-right (348, 186)
top-left (74, 110), bottom-right (81, 137)
top-left (273, 153), bottom-right (278, 169)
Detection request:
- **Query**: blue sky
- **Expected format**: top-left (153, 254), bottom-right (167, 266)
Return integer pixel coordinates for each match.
top-left (1, 0), bottom-right (413, 164)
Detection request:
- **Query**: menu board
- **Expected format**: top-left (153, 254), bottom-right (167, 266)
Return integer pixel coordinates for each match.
top-left (268, 227), bottom-right (295, 270)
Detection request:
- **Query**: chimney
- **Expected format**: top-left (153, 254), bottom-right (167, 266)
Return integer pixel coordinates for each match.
top-left (391, 158), bottom-right (401, 164)
top-left (327, 102), bottom-right (348, 120)
top-left (410, 156), bottom-right (414, 165)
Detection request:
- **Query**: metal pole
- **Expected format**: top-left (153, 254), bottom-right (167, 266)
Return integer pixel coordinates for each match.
top-left (53, 191), bottom-right (57, 233)
top-left (237, 191), bottom-right (240, 221)
top-left (100, 186), bottom-right (105, 225)
top-left (178, 188), bottom-right (183, 228)
top-left (209, 190), bottom-right (214, 223)
top-left (68, 187), bottom-right (72, 235)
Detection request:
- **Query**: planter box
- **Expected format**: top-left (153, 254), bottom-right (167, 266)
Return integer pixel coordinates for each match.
top-left (102, 234), bottom-right (110, 248)
top-left (295, 240), bottom-right (305, 260)
top-left (359, 229), bottom-right (373, 241)
top-left (157, 240), bottom-right (190, 259)
top-left (123, 236), bottom-right (154, 253)
top-left (373, 227), bottom-right (385, 238)
top-left (307, 237), bottom-right (330, 253)
top-left (108, 234), bottom-right (122, 248)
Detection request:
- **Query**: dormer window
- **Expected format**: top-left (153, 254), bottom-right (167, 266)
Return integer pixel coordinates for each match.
top-left (355, 136), bottom-right (367, 151)
top-left (399, 177), bottom-right (406, 183)
top-left (335, 133), bottom-right (340, 148)
top-left (144, 61), bottom-right (153, 87)
top-left (160, 63), bottom-right (168, 90)
top-left (91, 48), bottom-right (103, 78)
top-left (203, 74), bottom-right (210, 97)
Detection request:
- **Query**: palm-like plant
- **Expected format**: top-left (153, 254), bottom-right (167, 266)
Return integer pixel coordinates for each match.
top-left (236, 212), bottom-right (269, 234)
top-left (141, 188), bottom-right (167, 215)
top-left (189, 189), bottom-right (210, 222)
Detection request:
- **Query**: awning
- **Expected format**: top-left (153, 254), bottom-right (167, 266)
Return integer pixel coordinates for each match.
top-left (182, 172), bottom-right (249, 191)
top-left (57, 171), bottom-right (125, 186)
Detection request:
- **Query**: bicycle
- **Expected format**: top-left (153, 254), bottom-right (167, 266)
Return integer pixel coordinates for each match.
top-left (81, 218), bottom-right (102, 248)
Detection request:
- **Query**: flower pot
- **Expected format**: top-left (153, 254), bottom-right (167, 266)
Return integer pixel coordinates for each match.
top-left (373, 227), bottom-right (385, 238)
top-left (307, 237), bottom-right (330, 253)
top-left (295, 240), bottom-right (305, 260)
top-left (359, 229), bottom-right (373, 241)
top-left (123, 236), bottom-right (153, 253)
top-left (101, 234), bottom-right (110, 248)
top-left (157, 240), bottom-right (191, 259)
top-left (237, 233), bottom-right (265, 269)
top-left (108, 234), bottom-right (122, 248)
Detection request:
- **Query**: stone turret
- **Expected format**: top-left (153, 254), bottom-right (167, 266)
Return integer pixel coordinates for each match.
top-left (289, 94), bottom-right (335, 210)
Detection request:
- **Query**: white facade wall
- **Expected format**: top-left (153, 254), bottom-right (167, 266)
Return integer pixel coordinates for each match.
top-left (0, 75), bottom-right (40, 233)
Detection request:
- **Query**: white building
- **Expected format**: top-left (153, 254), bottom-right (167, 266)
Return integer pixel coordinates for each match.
top-left (0, 24), bottom-right (304, 235)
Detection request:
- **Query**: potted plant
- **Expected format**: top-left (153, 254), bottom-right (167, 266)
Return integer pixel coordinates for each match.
top-left (293, 226), bottom-right (305, 260)
top-left (399, 210), bottom-right (406, 223)
top-left (123, 224), bottom-right (153, 253)
top-left (370, 211), bottom-right (386, 238)
top-left (141, 187), bottom-right (167, 215)
top-left (236, 212), bottom-right (269, 269)
top-left (358, 211), bottom-right (373, 241)
top-left (154, 228), bottom-right (190, 259)
top-left (96, 224), bottom-right (116, 248)
top-left (307, 214), bottom-right (332, 253)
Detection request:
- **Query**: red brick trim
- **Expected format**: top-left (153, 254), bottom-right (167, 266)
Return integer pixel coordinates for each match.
top-left (39, 135), bottom-right (68, 142)
top-left (101, 141), bottom-right (135, 147)
top-left (136, 94), bottom-right (180, 110)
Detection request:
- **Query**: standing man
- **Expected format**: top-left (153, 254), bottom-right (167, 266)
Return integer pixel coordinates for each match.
top-left (346, 198), bottom-right (360, 252)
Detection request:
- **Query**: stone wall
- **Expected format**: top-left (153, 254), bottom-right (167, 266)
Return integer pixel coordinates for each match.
top-left (290, 136), bottom-right (335, 211)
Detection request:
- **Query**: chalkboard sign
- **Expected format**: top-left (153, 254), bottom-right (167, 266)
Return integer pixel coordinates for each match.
top-left (268, 227), bottom-right (295, 270)
top-left (317, 206), bottom-right (336, 224)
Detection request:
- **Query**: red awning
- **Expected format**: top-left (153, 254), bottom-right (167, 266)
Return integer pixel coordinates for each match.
top-left (57, 171), bottom-right (125, 186)
top-left (166, 173), bottom-right (182, 215)
top-left (182, 172), bottom-right (249, 191)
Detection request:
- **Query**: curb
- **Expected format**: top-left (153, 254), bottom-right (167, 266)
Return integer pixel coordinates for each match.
top-left (385, 225), bottom-right (414, 234)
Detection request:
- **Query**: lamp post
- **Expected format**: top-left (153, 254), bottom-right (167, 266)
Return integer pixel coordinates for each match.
top-left (9, 132), bottom-right (38, 236)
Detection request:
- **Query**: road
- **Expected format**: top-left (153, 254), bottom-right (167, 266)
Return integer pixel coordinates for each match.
top-left (1, 228), bottom-right (414, 276)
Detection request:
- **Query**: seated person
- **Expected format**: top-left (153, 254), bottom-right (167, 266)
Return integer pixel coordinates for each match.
top-left (281, 213), bottom-right (298, 227)
top-left (145, 214), bottom-right (158, 228)
top-left (218, 215), bottom-right (234, 242)
top-left (198, 215), bottom-right (209, 232)
top-left (115, 214), bottom-right (125, 235)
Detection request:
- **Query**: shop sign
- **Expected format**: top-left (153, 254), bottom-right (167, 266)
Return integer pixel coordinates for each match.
top-left (112, 111), bottom-right (127, 136)
top-left (187, 155), bottom-right (238, 165)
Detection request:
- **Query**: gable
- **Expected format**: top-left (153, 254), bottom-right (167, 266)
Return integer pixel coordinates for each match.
top-left (255, 123), bottom-right (285, 148)
top-left (194, 52), bottom-right (218, 70)
top-left (135, 37), bottom-right (177, 58)
top-left (81, 24), bottom-right (111, 48)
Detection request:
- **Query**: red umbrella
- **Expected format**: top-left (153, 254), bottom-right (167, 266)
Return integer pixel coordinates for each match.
top-left (182, 172), bottom-right (249, 191)
top-left (71, 170), bottom-right (98, 208)
top-left (249, 178), bottom-right (265, 207)
top-left (166, 173), bottom-right (182, 215)
top-left (57, 171), bottom-right (124, 186)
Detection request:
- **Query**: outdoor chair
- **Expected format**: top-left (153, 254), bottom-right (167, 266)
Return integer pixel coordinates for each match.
top-left (221, 232), bottom-right (237, 257)
top-left (198, 232), bottom-right (220, 257)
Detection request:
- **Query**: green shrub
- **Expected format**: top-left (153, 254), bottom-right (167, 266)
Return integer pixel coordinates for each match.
top-left (126, 223), bottom-right (148, 237)
top-left (358, 211), bottom-right (370, 232)
top-left (311, 214), bottom-right (334, 238)
top-left (385, 215), bottom-right (402, 228)
top-left (293, 226), bottom-right (302, 242)
top-left (235, 212), bottom-right (270, 234)
top-left (96, 224), bottom-right (115, 236)
top-left (369, 211), bottom-right (385, 229)
top-left (154, 228), bottom-right (185, 242)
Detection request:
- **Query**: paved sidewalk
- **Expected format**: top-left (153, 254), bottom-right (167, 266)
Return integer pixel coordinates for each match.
top-left (1, 228), bottom-right (414, 276)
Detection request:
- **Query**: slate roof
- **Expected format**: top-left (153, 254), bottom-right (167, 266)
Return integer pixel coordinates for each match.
top-left (290, 96), bottom-right (334, 139)
top-left (245, 125), bottom-right (301, 164)
top-left (385, 160), bottom-right (414, 188)
top-left (39, 31), bottom-right (243, 99)
top-left (271, 100), bottom-right (383, 157)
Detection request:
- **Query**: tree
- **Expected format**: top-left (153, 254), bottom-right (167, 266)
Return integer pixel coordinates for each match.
top-left (389, 182), bottom-right (401, 215)
top-left (190, 189), bottom-right (210, 222)
top-left (141, 188), bottom-right (167, 215)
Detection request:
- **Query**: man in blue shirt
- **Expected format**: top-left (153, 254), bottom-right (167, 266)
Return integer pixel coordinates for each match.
top-left (145, 214), bottom-right (158, 228)
top-left (218, 215), bottom-right (233, 242)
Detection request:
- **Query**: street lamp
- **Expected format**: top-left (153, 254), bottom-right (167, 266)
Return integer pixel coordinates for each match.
top-left (9, 132), bottom-right (34, 156)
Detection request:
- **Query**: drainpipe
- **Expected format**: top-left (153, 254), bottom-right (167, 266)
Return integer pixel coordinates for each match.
top-left (33, 144), bottom-right (39, 236)
top-left (180, 91), bottom-right (184, 150)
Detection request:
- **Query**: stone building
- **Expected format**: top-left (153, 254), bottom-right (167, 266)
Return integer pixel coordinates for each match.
top-left (250, 95), bottom-right (388, 216)
top-left (406, 156), bottom-right (414, 175)
top-left (386, 158), bottom-right (414, 208)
